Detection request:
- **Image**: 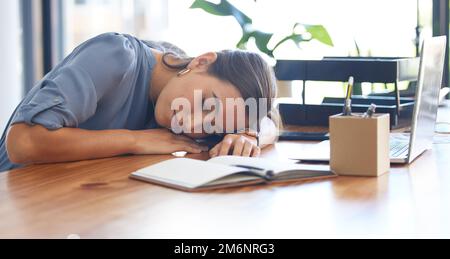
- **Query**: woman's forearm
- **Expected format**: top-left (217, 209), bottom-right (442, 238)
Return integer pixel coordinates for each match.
top-left (6, 124), bottom-right (136, 165)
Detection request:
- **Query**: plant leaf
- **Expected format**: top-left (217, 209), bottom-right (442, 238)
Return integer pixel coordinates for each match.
top-left (237, 31), bottom-right (252, 49)
top-left (236, 30), bottom-right (274, 56)
top-left (288, 34), bottom-right (307, 47)
top-left (251, 30), bottom-right (274, 57)
top-left (190, 0), bottom-right (252, 29)
top-left (303, 24), bottom-right (334, 46)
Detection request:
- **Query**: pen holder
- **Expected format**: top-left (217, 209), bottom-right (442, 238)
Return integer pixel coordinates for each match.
top-left (330, 114), bottom-right (390, 177)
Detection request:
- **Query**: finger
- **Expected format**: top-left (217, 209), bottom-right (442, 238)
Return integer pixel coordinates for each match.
top-left (178, 144), bottom-right (203, 154)
top-left (232, 137), bottom-right (246, 156)
top-left (252, 146), bottom-right (261, 157)
top-left (218, 137), bottom-right (234, 156)
top-left (174, 141), bottom-right (204, 153)
top-left (178, 139), bottom-right (208, 152)
top-left (200, 145), bottom-right (210, 152)
top-left (242, 141), bottom-right (254, 157)
top-left (209, 144), bottom-right (221, 157)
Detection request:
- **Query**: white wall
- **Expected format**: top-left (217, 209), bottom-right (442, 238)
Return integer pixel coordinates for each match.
top-left (0, 1), bottom-right (22, 131)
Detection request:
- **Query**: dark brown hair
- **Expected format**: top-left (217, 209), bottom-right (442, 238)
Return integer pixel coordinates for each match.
top-left (144, 40), bottom-right (281, 132)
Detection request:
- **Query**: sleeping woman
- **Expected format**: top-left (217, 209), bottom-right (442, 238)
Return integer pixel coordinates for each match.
top-left (0, 32), bottom-right (279, 172)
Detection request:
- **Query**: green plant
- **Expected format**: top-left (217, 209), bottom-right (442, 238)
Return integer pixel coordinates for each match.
top-left (190, 0), bottom-right (334, 58)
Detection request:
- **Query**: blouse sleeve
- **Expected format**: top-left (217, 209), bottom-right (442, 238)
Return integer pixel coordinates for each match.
top-left (11, 33), bottom-right (136, 130)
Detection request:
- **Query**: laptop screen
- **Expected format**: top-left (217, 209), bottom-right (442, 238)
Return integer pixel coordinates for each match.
top-left (409, 36), bottom-right (447, 163)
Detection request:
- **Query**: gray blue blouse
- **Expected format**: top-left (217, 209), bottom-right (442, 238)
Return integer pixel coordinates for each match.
top-left (0, 32), bottom-right (157, 172)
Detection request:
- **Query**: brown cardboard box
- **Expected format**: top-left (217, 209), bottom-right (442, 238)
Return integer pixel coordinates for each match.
top-left (330, 114), bottom-right (390, 177)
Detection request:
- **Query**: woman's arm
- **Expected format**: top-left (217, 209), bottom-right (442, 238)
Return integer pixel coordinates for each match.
top-left (6, 124), bottom-right (207, 165)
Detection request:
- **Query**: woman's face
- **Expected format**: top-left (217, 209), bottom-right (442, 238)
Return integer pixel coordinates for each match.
top-left (154, 69), bottom-right (246, 139)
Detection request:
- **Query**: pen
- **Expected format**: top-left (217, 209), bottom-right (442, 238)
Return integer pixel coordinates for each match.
top-left (343, 76), bottom-right (354, 116)
top-left (364, 103), bottom-right (377, 118)
top-left (256, 132), bottom-right (260, 147)
top-left (234, 165), bottom-right (275, 180)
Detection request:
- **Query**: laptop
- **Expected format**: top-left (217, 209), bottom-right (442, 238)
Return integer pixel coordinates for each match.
top-left (294, 36), bottom-right (447, 165)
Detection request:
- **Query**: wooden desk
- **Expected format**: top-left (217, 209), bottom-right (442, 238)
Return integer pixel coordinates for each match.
top-left (1, 104), bottom-right (450, 239)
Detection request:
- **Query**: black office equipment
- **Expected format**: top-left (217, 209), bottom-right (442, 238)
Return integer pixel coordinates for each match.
top-left (275, 57), bottom-right (420, 129)
top-left (279, 132), bottom-right (330, 141)
top-left (279, 96), bottom-right (415, 129)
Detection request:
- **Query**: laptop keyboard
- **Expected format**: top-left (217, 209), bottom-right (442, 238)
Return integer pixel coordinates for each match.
top-left (390, 141), bottom-right (409, 158)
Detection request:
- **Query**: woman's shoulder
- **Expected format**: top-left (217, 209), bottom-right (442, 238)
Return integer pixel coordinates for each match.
top-left (72, 32), bottom-right (140, 60)
top-left (82, 32), bottom-right (130, 45)
top-left (88, 32), bottom-right (135, 46)
top-left (68, 33), bottom-right (139, 74)
top-left (81, 32), bottom-right (136, 54)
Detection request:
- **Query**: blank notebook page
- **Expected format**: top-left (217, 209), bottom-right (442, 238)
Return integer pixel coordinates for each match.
top-left (132, 158), bottom-right (247, 189)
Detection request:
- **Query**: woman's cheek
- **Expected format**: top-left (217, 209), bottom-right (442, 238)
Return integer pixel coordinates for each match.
top-left (154, 101), bottom-right (172, 129)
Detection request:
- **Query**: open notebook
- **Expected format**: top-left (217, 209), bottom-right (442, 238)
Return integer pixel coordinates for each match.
top-left (130, 156), bottom-right (336, 192)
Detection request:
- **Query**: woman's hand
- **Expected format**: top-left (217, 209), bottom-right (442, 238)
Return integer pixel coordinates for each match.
top-left (209, 134), bottom-right (261, 158)
top-left (132, 128), bottom-right (209, 155)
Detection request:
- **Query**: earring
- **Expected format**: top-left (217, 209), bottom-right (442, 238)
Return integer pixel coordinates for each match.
top-left (177, 68), bottom-right (192, 77)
